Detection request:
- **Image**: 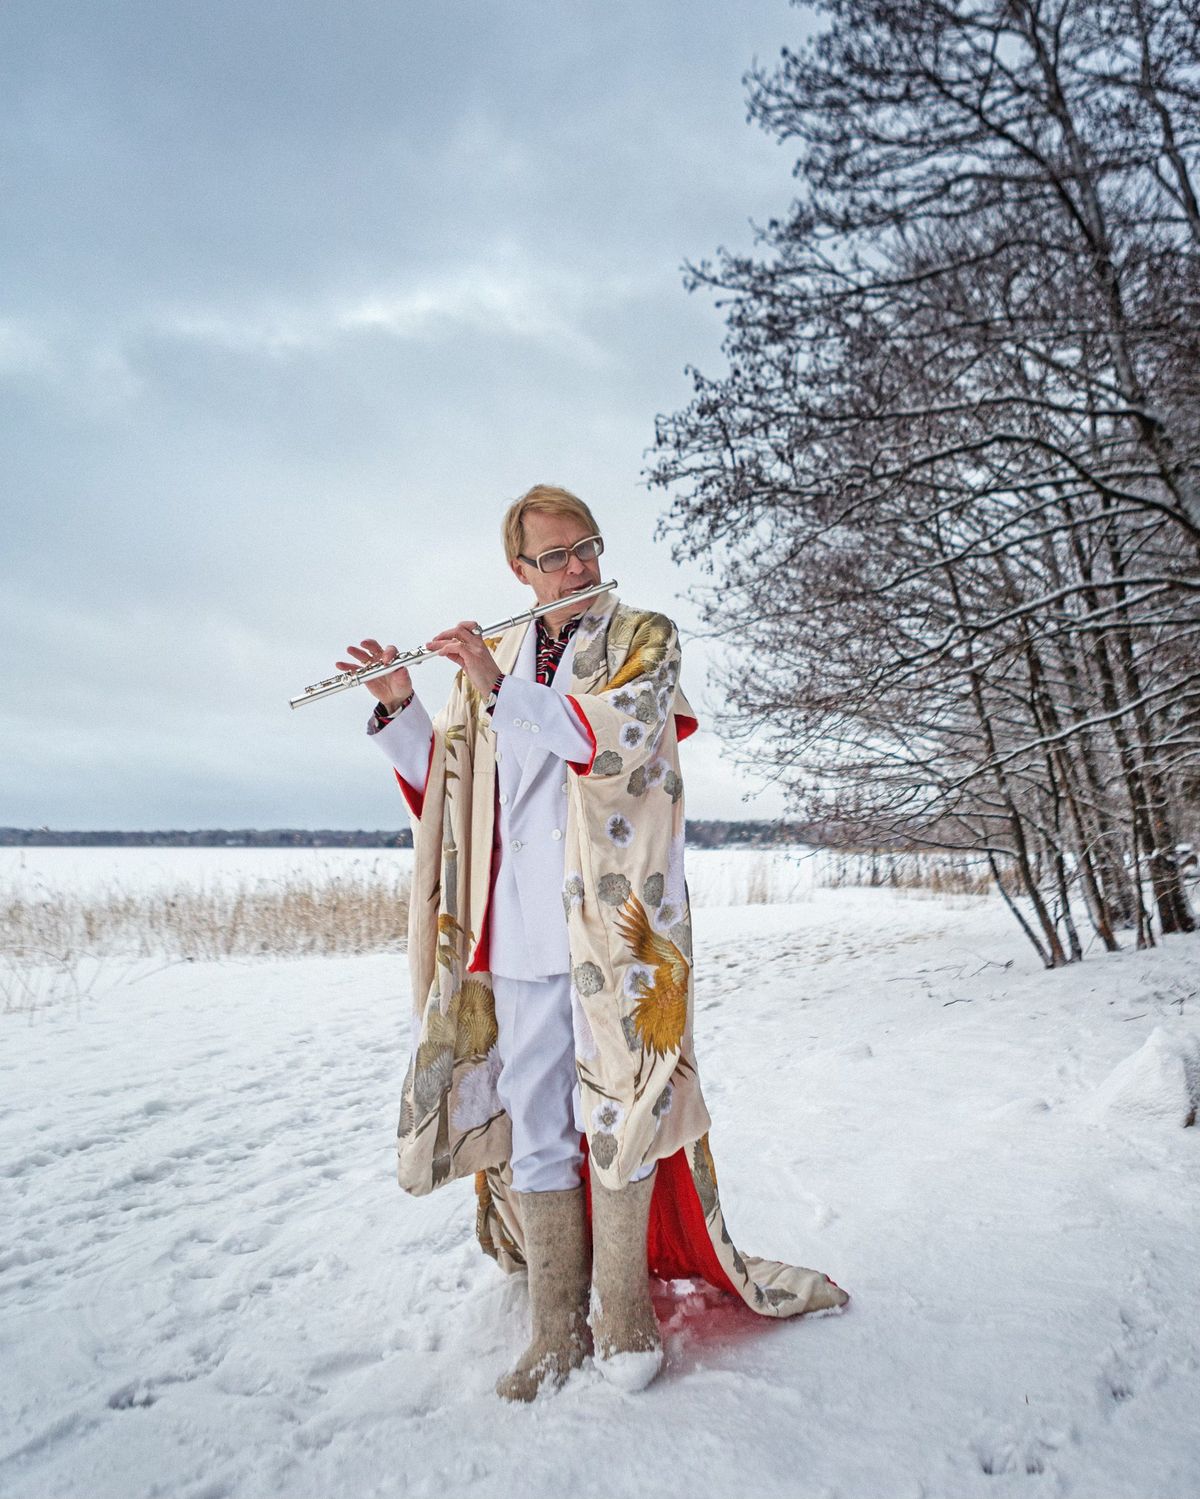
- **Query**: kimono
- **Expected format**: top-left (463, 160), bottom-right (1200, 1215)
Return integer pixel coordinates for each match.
top-left (394, 593), bottom-right (847, 1319)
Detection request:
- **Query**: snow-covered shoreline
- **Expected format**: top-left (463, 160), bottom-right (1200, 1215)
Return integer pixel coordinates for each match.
top-left (0, 842), bottom-right (965, 907)
top-left (2, 884), bottom-right (1198, 1498)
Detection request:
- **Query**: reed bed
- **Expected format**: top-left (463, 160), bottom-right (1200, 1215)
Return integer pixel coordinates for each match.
top-left (0, 869), bottom-right (412, 963)
top-left (815, 849), bottom-right (996, 897)
top-left (0, 848), bottom-right (996, 986)
top-left (675, 847), bottom-right (997, 906)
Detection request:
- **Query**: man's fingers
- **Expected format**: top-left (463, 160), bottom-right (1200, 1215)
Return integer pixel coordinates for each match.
top-left (347, 640), bottom-right (399, 662)
top-left (339, 640), bottom-right (401, 672)
top-left (427, 622), bottom-right (482, 648)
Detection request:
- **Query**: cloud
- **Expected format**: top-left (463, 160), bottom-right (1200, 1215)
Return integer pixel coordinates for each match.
top-left (150, 254), bottom-right (642, 368)
top-left (0, 0), bottom-right (813, 826)
top-left (0, 315), bottom-right (146, 416)
top-left (0, 319), bottom-right (55, 377)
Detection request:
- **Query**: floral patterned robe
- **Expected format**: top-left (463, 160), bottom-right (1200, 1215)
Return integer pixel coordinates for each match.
top-left (395, 593), bottom-right (847, 1319)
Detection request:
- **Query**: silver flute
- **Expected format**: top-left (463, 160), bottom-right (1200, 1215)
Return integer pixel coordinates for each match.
top-left (289, 578), bottom-right (618, 709)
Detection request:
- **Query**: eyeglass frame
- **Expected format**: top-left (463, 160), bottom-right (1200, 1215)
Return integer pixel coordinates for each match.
top-left (516, 533), bottom-right (605, 574)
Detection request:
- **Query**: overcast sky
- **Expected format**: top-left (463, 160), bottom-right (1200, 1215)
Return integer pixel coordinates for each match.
top-left (1, 0), bottom-right (814, 830)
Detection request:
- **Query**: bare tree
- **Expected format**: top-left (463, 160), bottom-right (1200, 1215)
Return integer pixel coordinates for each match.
top-left (651, 0), bottom-right (1200, 963)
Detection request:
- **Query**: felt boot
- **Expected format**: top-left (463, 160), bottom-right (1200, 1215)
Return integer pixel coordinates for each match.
top-left (589, 1168), bottom-right (663, 1392)
top-left (495, 1185), bottom-right (592, 1402)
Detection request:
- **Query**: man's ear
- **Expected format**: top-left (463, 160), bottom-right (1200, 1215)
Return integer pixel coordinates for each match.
top-left (510, 556), bottom-right (530, 586)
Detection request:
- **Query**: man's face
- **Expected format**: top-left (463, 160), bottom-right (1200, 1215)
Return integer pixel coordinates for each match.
top-left (510, 510), bottom-right (603, 612)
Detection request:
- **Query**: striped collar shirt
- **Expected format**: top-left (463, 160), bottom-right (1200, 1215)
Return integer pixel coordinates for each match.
top-left (534, 612), bottom-right (583, 685)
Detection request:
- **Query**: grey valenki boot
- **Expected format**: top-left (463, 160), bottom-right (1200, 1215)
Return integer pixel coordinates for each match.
top-left (589, 1168), bottom-right (663, 1392)
top-left (495, 1185), bottom-right (592, 1402)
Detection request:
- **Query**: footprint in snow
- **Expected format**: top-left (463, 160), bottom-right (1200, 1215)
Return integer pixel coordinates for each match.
top-left (1095, 1256), bottom-right (1178, 1417)
top-left (971, 1414), bottom-right (1075, 1478)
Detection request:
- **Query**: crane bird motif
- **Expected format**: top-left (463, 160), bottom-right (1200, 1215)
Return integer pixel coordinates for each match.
top-left (601, 614), bottom-right (673, 693)
top-left (612, 892), bottom-right (690, 1057)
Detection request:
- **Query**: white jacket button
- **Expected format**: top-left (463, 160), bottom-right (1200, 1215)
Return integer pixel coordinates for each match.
top-left (560, 781), bottom-right (568, 794)
top-left (530, 724), bottom-right (541, 734)
top-left (499, 792), bottom-right (508, 806)
top-left (511, 839), bottom-right (522, 852)
top-left (551, 828), bottom-right (562, 841)
top-left (513, 717), bottom-right (522, 727)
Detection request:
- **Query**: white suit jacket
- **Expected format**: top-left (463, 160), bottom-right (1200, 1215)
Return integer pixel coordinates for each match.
top-left (370, 623), bottom-right (592, 979)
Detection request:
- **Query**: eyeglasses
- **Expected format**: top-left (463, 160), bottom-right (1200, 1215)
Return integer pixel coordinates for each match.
top-left (518, 534), bottom-right (604, 574)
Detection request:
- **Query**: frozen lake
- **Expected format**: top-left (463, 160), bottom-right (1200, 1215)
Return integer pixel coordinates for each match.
top-left (0, 844), bottom-right (831, 908)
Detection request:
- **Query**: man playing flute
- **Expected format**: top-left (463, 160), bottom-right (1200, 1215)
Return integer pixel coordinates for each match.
top-left (338, 484), bottom-right (846, 1401)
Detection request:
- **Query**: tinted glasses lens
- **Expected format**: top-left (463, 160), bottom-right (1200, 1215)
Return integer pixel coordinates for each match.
top-left (531, 536), bottom-right (603, 572)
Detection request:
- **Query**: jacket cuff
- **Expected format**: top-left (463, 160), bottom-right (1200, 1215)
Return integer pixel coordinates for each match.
top-left (494, 674), bottom-right (594, 762)
top-left (370, 692), bottom-right (434, 788)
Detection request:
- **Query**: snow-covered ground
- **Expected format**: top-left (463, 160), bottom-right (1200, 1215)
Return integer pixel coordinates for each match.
top-left (2, 869), bottom-right (1198, 1499)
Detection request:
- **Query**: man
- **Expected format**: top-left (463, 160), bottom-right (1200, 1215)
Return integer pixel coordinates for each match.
top-left (339, 484), bottom-right (846, 1402)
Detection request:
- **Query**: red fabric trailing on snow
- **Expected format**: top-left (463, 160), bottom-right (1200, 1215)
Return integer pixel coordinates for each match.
top-left (579, 1139), bottom-right (738, 1295)
top-left (645, 1148), bottom-right (738, 1291)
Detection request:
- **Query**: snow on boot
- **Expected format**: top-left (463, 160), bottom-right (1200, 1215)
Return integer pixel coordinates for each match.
top-left (495, 1184), bottom-right (592, 1402)
top-left (589, 1168), bottom-right (663, 1392)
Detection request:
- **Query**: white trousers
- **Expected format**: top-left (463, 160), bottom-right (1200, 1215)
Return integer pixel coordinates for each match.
top-left (491, 972), bottom-right (656, 1193)
top-left (492, 972), bottom-right (583, 1193)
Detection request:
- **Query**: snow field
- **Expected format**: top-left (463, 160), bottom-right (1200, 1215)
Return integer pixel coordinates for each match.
top-left (1, 880), bottom-right (1198, 1498)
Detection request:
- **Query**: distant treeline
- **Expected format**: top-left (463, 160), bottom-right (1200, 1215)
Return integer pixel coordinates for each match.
top-left (0, 822), bottom-right (817, 850)
top-left (0, 828), bottom-right (413, 849)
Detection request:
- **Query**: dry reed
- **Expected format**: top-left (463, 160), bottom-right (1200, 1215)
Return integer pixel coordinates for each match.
top-left (814, 849), bottom-right (996, 896)
top-left (0, 870), bottom-right (412, 962)
top-left (1, 849), bottom-right (997, 982)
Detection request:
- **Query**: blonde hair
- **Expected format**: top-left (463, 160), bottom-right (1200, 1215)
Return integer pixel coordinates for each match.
top-left (501, 484), bottom-right (600, 564)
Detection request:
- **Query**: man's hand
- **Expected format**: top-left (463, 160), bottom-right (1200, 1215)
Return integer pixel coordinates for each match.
top-left (336, 639), bottom-right (413, 712)
top-left (425, 620), bottom-right (500, 695)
